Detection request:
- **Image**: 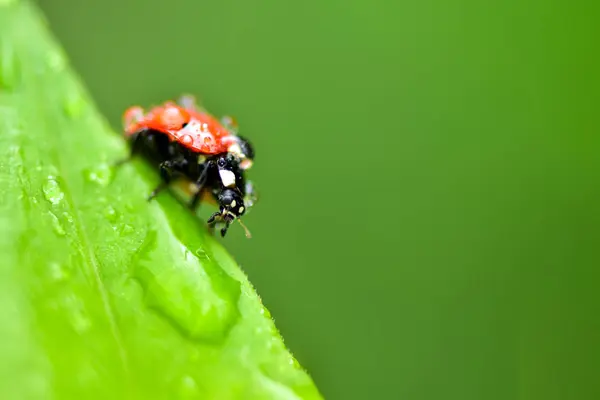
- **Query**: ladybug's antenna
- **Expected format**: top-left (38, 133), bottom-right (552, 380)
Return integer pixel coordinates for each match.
top-left (237, 218), bottom-right (252, 239)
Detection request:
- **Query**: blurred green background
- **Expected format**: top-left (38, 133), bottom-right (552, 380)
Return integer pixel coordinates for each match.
top-left (37, 0), bottom-right (599, 398)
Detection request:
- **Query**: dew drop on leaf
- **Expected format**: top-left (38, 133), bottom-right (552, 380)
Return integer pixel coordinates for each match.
top-left (63, 296), bottom-right (92, 334)
top-left (178, 375), bottom-right (200, 398)
top-left (118, 224), bottom-right (134, 237)
top-left (47, 262), bottom-right (70, 283)
top-left (62, 211), bottom-right (74, 226)
top-left (195, 248), bottom-right (210, 260)
top-left (103, 205), bottom-right (118, 222)
top-left (131, 230), bottom-right (241, 342)
top-left (260, 306), bottom-right (272, 319)
top-left (84, 164), bottom-right (113, 187)
top-left (48, 211), bottom-right (66, 236)
top-left (43, 176), bottom-right (64, 205)
top-left (46, 50), bottom-right (65, 73)
top-left (63, 92), bottom-right (85, 118)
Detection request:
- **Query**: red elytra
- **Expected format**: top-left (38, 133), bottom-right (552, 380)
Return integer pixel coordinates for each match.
top-left (123, 101), bottom-right (234, 154)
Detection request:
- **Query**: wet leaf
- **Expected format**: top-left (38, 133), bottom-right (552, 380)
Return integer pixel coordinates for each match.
top-left (0, 1), bottom-right (321, 398)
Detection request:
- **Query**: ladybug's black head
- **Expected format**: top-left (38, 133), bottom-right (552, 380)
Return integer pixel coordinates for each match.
top-left (237, 136), bottom-right (255, 161)
top-left (218, 188), bottom-right (246, 222)
top-left (230, 136), bottom-right (254, 170)
top-left (209, 187), bottom-right (253, 238)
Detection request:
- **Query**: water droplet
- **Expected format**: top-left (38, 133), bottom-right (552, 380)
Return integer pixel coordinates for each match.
top-left (63, 92), bottom-right (84, 118)
top-left (221, 115), bottom-right (238, 133)
top-left (260, 306), bottom-right (272, 319)
top-left (48, 262), bottom-right (70, 283)
top-left (63, 296), bottom-right (91, 334)
top-left (180, 134), bottom-right (193, 145)
top-left (0, 39), bottom-right (19, 89)
top-left (265, 336), bottom-right (276, 350)
top-left (104, 205), bottom-right (118, 222)
top-left (62, 211), bottom-right (74, 225)
top-left (43, 177), bottom-right (64, 205)
top-left (84, 164), bottom-right (113, 187)
top-left (71, 313), bottom-right (91, 334)
top-left (178, 375), bottom-right (200, 398)
top-left (195, 248), bottom-right (210, 260)
top-left (132, 230), bottom-right (240, 342)
top-left (119, 224), bottom-right (134, 236)
top-left (48, 211), bottom-right (66, 236)
top-left (46, 51), bottom-right (66, 73)
top-left (259, 352), bottom-right (307, 398)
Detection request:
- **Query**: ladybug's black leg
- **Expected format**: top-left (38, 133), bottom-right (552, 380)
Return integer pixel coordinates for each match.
top-left (206, 212), bottom-right (230, 237)
top-left (219, 223), bottom-right (231, 237)
top-left (206, 211), bottom-right (222, 235)
top-left (188, 160), bottom-right (215, 211)
top-left (147, 157), bottom-right (188, 201)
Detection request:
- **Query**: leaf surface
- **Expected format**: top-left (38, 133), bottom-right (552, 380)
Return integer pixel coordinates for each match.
top-left (0, 2), bottom-right (321, 399)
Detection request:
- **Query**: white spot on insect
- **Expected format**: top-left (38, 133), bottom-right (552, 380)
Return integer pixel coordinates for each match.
top-left (240, 159), bottom-right (253, 170)
top-left (228, 143), bottom-right (243, 157)
top-left (231, 200), bottom-right (237, 207)
top-left (238, 206), bottom-right (245, 214)
top-left (219, 170), bottom-right (236, 187)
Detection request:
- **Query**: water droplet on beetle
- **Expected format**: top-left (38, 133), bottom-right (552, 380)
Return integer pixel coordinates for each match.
top-left (43, 177), bottom-right (64, 205)
top-left (221, 115), bottom-right (238, 133)
top-left (84, 164), bottom-right (113, 187)
top-left (180, 134), bottom-right (193, 145)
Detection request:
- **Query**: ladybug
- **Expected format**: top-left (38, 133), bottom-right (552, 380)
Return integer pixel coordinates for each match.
top-left (119, 95), bottom-right (256, 237)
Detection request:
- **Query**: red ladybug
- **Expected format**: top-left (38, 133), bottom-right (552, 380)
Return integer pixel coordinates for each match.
top-left (119, 95), bottom-right (256, 237)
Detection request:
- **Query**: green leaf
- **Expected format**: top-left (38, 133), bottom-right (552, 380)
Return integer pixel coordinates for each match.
top-left (0, 1), bottom-right (322, 399)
